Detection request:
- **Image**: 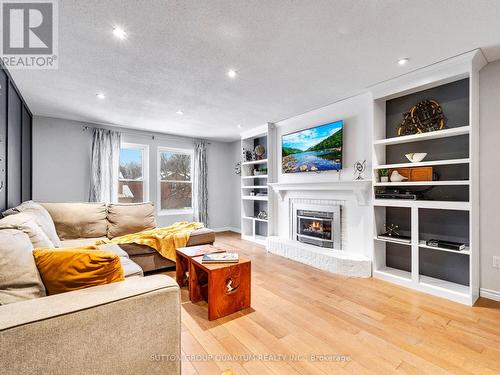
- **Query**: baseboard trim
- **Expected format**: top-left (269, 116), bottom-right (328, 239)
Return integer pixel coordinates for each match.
top-left (480, 288), bottom-right (500, 302)
top-left (210, 227), bottom-right (241, 233)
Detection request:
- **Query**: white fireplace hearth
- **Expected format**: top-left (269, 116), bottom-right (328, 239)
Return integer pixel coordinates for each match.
top-left (267, 237), bottom-right (371, 277)
top-left (266, 194), bottom-right (372, 277)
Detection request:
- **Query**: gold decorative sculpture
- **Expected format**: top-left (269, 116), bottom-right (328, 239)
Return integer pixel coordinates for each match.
top-left (397, 99), bottom-right (446, 136)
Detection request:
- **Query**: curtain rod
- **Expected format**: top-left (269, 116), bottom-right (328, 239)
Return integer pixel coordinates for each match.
top-left (82, 125), bottom-right (211, 144)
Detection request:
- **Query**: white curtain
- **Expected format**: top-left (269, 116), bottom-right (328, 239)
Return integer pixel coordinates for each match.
top-left (193, 140), bottom-right (208, 226)
top-left (88, 128), bottom-right (121, 202)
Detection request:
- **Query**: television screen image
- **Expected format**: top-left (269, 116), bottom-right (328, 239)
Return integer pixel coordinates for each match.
top-left (282, 120), bottom-right (343, 173)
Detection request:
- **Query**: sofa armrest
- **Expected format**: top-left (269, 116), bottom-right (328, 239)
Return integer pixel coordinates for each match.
top-left (0, 275), bottom-right (180, 375)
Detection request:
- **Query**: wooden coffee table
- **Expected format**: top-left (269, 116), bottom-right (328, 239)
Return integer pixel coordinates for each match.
top-left (175, 245), bottom-right (224, 294)
top-left (189, 254), bottom-right (251, 321)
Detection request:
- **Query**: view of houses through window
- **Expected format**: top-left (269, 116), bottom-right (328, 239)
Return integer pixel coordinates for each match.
top-left (118, 144), bottom-right (193, 213)
top-left (118, 144), bottom-right (148, 203)
top-left (159, 148), bottom-right (193, 212)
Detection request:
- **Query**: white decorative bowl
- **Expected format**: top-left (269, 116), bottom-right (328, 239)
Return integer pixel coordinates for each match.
top-left (405, 152), bottom-right (427, 163)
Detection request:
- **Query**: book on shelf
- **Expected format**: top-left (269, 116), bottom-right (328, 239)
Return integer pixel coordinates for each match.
top-left (202, 252), bottom-right (239, 264)
top-left (426, 239), bottom-right (466, 251)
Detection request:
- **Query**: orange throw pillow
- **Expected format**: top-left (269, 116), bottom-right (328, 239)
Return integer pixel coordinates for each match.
top-left (33, 246), bottom-right (124, 295)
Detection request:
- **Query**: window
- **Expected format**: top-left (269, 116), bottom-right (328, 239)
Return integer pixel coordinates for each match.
top-left (158, 147), bottom-right (193, 214)
top-left (118, 143), bottom-right (149, 203)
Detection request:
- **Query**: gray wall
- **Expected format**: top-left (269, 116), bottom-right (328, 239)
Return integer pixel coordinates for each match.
top-left (479, 60), bottom-right (500, 295)
top-left (228, 140), bottom-right (241, 231)
top-left (32, 116), bottom-right (235, 229)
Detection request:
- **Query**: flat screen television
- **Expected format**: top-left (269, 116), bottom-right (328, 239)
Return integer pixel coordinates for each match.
top-left (282, 120), bottom-right (343, 173)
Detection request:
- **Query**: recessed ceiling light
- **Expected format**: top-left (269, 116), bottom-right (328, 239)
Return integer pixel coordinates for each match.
top-left (113, 26), bottom-right (127, 40)
top-left (397, 57), bottom-right (409, 66)
top-left (237, 124), bottom-right (242, 128)
top-left (96, 93), bottom-right (106, 99)
top-left (227, 69), bottom-right (237, 78)
top-left (176, 110), bottom-right (184, 115)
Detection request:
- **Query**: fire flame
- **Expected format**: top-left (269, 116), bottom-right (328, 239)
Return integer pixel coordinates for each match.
top-left (309, 221), bottom-right (322, 231)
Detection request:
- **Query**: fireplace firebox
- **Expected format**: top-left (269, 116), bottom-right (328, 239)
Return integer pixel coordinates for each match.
top-left (292, 204), bottom-right (341, 249)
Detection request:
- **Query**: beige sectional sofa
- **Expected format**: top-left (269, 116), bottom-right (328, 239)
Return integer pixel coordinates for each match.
top-left (0, 201), bottom-right (216, 374)
top-left (41, 202), bottom-right (215, 272)
top-left (1, 275), bottom-right (181, 374)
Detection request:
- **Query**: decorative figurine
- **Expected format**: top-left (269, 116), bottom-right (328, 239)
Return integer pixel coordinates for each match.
top-left (242, 148), bottom-right (253, 162)
top-left (257, 211), bottom-right (268, 220)
top-left (354, 160), bottom-right (366, 180)
top-left (390, 170), bottom-right (408, 183)
top-left (384, 224), bottom-right (400, 237)
top-left (254, 144), bottom-right (266, 160)
top-left (397, 99), bottom-right (447, 136)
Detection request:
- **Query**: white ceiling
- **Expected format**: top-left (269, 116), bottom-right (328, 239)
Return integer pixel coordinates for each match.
top-left (10, 0), bottom-right (500, 141)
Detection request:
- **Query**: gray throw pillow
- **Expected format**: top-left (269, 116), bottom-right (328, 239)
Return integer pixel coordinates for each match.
top-left (0, 212), bottom-right (54, 248)
top-left (2, 201), bottom-right (61, 247)
top-left (0, 229), bottom-right (46, 305)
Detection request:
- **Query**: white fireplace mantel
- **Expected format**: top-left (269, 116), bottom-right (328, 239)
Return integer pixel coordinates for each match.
top-left (268, 180), bottom-right (372, 205)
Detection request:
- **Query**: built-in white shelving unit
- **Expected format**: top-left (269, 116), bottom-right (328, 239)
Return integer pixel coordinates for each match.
top-left (373, 125), bottom-right (470, 145)
top-left (242, 196), bottom-right (269, 201)
top-left (374, 237), bottom-right (411, 246)
top-left (242, 159), bottom-right (268, 166)
top-left (241, 175), bottom-right (268, 179)
top-left (373, 199), bottom-right (471, 210)
top-left (376, 158), bottom-right (470, 170)
top-left (370, 50), bottom-right (486, 305)
top-left (240, 124), bottom-right (276, 245)
top-left (374, 180), bottom-right (470, 187)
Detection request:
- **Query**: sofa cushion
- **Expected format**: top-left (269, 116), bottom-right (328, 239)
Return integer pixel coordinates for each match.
top-left (60, 237), bottom-right (108, 248)
top-left (186, 228), bottom-right (216, 246)
top-left (119, 256), bottom-right (144, 277)
top-left (60, 238), bottom-right (130, 259)
top-left (118, 242), bottom-right (156, 256)
top-left (33, 247), bottom-right (125, 295)
top-left (107, 202), bottom-right (156, 239)
top-left (59, 240), bottom-right (142, 277)
top-left (3, 201), bottom-right (62, 247)
top-left (0, 212), bottom-right (54, 248)
top-left (0, 229), bottom-right (46, 305)
top-left (41, 202), bottom-right (107, 240)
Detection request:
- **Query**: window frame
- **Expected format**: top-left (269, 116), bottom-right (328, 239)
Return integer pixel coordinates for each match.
top-left (118, 142), bottom-right (150, 203)
top-left (157, 146), bottom-right (195, 216)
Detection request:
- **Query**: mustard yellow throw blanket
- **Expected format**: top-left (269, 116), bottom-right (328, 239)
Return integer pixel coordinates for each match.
top-left (96, 221), bottom-right (204, 261)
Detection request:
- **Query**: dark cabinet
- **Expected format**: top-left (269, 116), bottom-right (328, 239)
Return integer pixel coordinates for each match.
top-left (0, 71), bottom-right (7, 211)
top-left (0, 66), bottom-right (32, 211)
top-left (22, 105), bottom-right (32, 201)
top-left (7, 83), bottom-right (22, 208)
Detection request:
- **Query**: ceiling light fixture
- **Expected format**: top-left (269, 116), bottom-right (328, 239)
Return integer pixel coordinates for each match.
top-left (227, 69), bottom-right (237, 78)
top-left (96, 93), bottom-right (106, 99)
top-left (113, 26), bottom-right (127, 40)
top-left (176, 110), bottom-right (184, 115)
top-left (397, 57), bottom-right (409, 66)
top-left (237, 124), bottom-right (242, 128)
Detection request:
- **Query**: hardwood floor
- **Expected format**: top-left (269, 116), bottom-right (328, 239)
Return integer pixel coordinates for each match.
top-left (165, 231), bottom-right (500, 375)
